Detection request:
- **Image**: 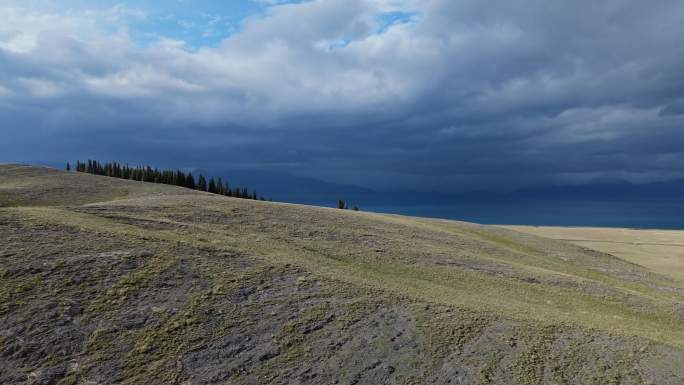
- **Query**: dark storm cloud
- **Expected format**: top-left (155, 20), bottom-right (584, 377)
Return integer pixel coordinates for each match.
top-left (2, 0), bottom-right (684, 191)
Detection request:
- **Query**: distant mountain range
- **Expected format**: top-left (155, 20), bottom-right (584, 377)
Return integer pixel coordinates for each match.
top-left (205, 167), bottom-right (684, 207)
top-left (24, 160), bottom-right (684, 209)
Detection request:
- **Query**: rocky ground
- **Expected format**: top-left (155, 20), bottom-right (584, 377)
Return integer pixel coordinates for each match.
top-left (1, 164), bottom-right (684, 384)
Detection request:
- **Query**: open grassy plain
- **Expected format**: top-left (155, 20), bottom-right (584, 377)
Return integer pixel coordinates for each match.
top-left (2, 164), bottom-right (684, 384)
top-left (504, 226), bottom-right (684, 283)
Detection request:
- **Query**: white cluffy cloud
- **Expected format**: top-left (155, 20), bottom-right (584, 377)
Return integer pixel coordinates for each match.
top-left (2, 0), bottom-right (684, 190)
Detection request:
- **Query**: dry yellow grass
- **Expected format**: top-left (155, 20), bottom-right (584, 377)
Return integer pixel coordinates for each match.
top-left (503, 226), bottom-right (684, 282)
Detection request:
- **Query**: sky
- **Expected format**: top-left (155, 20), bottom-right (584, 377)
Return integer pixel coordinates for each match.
top-left (1, 0), bottom-right (684, 192)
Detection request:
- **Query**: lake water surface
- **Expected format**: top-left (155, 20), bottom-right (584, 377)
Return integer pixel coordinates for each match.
top-left (360, 200), bottom-right (684, 229)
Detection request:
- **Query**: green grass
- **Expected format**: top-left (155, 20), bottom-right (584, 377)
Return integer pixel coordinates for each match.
top-left (8, 198), bottom-right (684, 347)
top-left (3, 164), bottom-right (684, 384)
top-left (0, 164), bottom-right (199, 207)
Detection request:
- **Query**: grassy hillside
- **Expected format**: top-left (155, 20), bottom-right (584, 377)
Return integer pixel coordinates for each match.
top-left (1, 165), bottom-right (684, 384)
top-left (0, 164), bottom-right (200, 207)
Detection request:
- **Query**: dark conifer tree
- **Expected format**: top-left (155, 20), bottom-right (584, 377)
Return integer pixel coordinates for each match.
top-left (73, 160), bottom-right (269, 201)
top-left (186, 173), bottom-right (196, 189)
top-left (217, 178), bottom-right (224, 195)
top-left (198, 175), bottom-right (207, 192)
top-left (66, 162), bottom-right (71, 171)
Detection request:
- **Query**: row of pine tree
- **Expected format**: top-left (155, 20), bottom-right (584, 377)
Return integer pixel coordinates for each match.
top-left (68, 160), bottom-right (265, 200)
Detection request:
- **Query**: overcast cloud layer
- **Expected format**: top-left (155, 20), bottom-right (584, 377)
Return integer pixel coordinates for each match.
top-left (1, 0), bottom-right (684, 191)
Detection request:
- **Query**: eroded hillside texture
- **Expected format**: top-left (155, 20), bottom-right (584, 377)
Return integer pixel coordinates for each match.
top-left (1, 165), bottom-right (684, 385)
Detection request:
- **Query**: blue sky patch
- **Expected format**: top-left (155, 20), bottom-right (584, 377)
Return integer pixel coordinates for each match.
top-left (376, 11), bottom-right (422, 34)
